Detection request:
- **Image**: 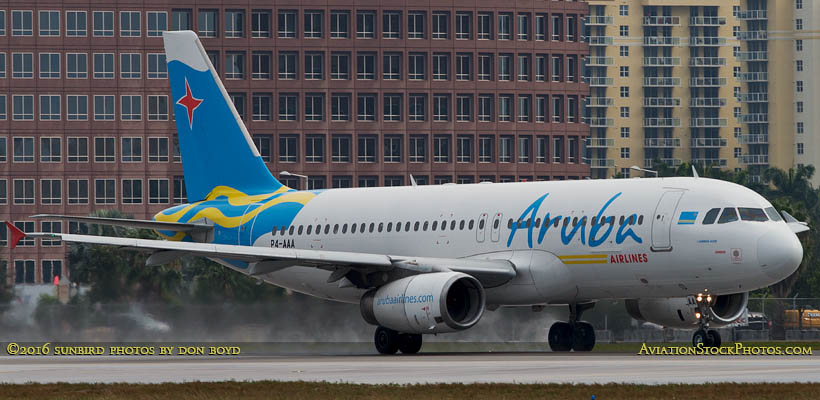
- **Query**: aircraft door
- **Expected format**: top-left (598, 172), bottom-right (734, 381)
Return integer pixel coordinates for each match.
top-left (490, 212), bottom-right (503, 242)
top-left (476, 213), bottom-right (488, 242)
top-left (651, 191), bottom-right (684, 251)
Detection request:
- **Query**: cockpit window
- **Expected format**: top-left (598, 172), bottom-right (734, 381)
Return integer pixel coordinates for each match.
top-left (717, 207), bottom-right (739, 224)
top-left (765, 207), bottom-right (783, 222)
top-left (738, 208), bottom-right (768, 222)
top-left (702, 208), bottom-right (721, 225)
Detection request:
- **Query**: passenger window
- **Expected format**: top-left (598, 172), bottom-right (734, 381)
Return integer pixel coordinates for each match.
top-left (478, 219), bottom-right (484, 230)
top-left (441, 220), bottom-right (447, 231)
top-left (563, 218), bottom-right (570, 227)
top-left (450, 220), bottom-right (456, 230)
top-left (405, 222), bottom-right (411, 231)
top-left (628, 215), bottom-right (635, 225)
top-left (272, 227), bottom-right (277, 236)
top-left (739, 208), bottom-right (768, 222)
top-left (289, 226), bottom-right (295, 235)
top-left (414, 221), bottom-right (420, 231)
top-left (351, 223), bottom-right (357, 234)
top-left (387, 223), bottom-right (392, 232)
top-left (638, 215), bottom-right (644, 225)
top-left (460, 220), bottom-right (465, 230)
top-left (554, 218), bottom-right (561, 228)
top-left (423, 221), bottom-right (429, 231)
top-left (717, 208), bottom-right (739, 224)
top-left (315, 224), bottom-right (321, 234)
top-left (619, 216), bottom-right (625, 225)
top-left (508, 219), bottom-right (514, 228)
top-left (378, 223), bottom-right (384, 232)
top-left (298, 225), bottom-right (304, 235)
top-left (280, 226), bottom-right (286, 235)
top-left (493, 219), bottom-right (500, 229)
top-left (702, 208), bottom-right (720, 225)
top-left (395, 222), bottom-right (401, 232)
top-left (333, 224), bottom-right (339, 234)
top-left (360, 223), bottom-right (366, 233)
top-left (369, 223), bottom-right (375, 232)
top-left (342, 224), bottom-right (348, 234)
top-left (432, 221), bottom-right (438, 230)
top-left (307, 225), bottom-right (313, 234)
top-left (765, 207), bottom-right (783, 222)
top-left (324, 225), bottom-right (330, 234)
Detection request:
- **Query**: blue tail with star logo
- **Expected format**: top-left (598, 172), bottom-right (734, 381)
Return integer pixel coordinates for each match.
top-left (163, 31), bottom-right (285, 202)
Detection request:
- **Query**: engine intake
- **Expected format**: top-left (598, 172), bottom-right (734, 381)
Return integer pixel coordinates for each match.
top-left (625, 292), bottom-right (749, 329)
top-left (360, 272), bottom-right (485, 334)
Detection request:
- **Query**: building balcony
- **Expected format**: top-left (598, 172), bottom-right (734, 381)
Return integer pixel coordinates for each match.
top-left (587, 117), bottom-right (615, 127)
top-left (689, 57), bottom-right (727, 67)
top-left (586, 97), bottom-right (614, 107)
top-left (689, 37), bottom-right (727, 46)
top-left (643, 57), bottom-right (681, 67)
top-left (585, 138), bottom-right (615, 148)
top-left (586, 15), bottom-right (614, 25)
top-left (643, 36), bottom-right (681, 46)
top-left (689, 16), bottom-right (727, 26)
top-left (737, 72), bottom-right (768, 82)
top-left (738, 113), bottom-right (769, 124)
top-left (691, 138), bottom-right (728, 148)
top-left (586, 56), bottom-right (614, 66)
top-left (691, 118), bottom-right (728, 128)
top-left (739, 154), bottom-right (769, 165)
top-left (738, 134), bottom-right (769, 144)
top-left (690, 98), bottom-right (727, 107)
top-left (736, 51), bottom-right (768, 61)
top-left (644, 138), bottom-right (682, 148)
top-left (584, 76), bottom-right (614, 86)
top-left (643, 77), bottom-right (681, 87)
top-left (692, 158), bottom-right (728, 167)
top-left (644, 97), bottom-right (682, 107)
top-left (737, 10), bottom-right (767, 20)
top-left (643, 118), bottom-right (681, 128)
top-left (736, 31), bottom-right (768, 40)
top-left (736, 93), bottom-right (768, 103)
top-left (587, 158), bottom-right (616, 168)
top-left (642, 16), bottom-right (681, 26)
top-left (645, 158), bottom-right (682, 168)
top-left (689, 77), bottom-right (727, 87)
top-left (586, 36), bottom-right (614, 46)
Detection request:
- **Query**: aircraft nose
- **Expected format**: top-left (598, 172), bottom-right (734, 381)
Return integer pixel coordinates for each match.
top-left (758, 229), bottom-right (803, 280)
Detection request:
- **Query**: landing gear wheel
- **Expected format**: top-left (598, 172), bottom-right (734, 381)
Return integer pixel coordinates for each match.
top-left (374, 327), bottom-right (399, 355)
top-left (548, 322), bottom-right (573, 352)
top-left (707, 329), bottom-right (721, 348)
top-left (692, 329), bottom-right (709, 347)
top-left (397, 333), bottom-right (423, 354)
top-left (572, 322), bottom-right (596, 352)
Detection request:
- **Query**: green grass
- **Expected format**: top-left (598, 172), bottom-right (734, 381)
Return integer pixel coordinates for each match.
top-left (2, 382), bottom-right (820, 400)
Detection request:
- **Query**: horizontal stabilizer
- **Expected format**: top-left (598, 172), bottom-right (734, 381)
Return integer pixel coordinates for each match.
top-left (30, 214), bottom-right (212, 233)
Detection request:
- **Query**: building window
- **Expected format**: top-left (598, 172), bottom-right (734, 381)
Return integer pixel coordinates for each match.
top-left (147, 95), bottom-right (168, 121)
top-left (478, 136), bottom-right (493, 163)
top-left (12, 53), bottom-right (33, 78)
top-left (456, 95), bottom-right (472, 122)
top-left (384, 135), bottom-right (402, 163)
top-left (147, 54), bottom-right (167, 79)
top-left (383, 11), bottom-right (401, 39)
top-left (40, 138), bottom-right (61, 163)
top-left (251, 10), bottom-right (271, 38)
top-left (517, 54), bottom-right (530, 81)
top-left (171, 9), bottom-right (192, 31)
top-left (93, 53), bottom-right (114, 79)
top-left (120, 53), bottom-right (141, 79)
top-left (356, 11), bottom-right (376, 39)
top-left (620, 106), bottom-right (630, 118)
top-left (796, 60), bottom-right (803, 72)
top-left (12, 95), bottom-right (34, 120)
top-left (384, 94), bottom-right (402, 121)
top-left (39, 10), bottom-right (60, 36)
top-left (40, 179), bottom-right (61, 205)
top-left (251, 93), bottom-right (272, 121)
top-left (67, 95), bottom-right (89, 121)
top-left (67, 179), bottom-right (89, 204)
top-left (92, 11), bottom-right (113, 36)
top-left (13, 137), bottom-right (34, 162)
top-left (305, 93), bottom-right (324, 121)
top-left (498, 54), bottom-right (511, 81)
top-left (305, 135), bottom-right (325, 162)
top-left (620, 86), bottom-right (629, 98)
top-left (357, 52), bottom-right (376, 80)
top-left (498, 95), bottom-right (512, 122)
top-left (456, 12), bottom-right (471, 40)
top-left (67, 53), bottom-right (88, 79)
top-left (39, 95), bottom-right (60, 121)
top-left (12, 10), bottom-right (33, 36)
top-left (457, 135), bottom-right (473, 163)
top-left (147, 11), bottom-right (167, 37)
top-left (433, 135), bottom-right (451, 162)
top-left (331, 52), bottom-right (350, 80)
top-left (433, 11), bottom-right (449, 39)
top-left (619, 5), bottom-right (629, 16)
top-left (498, 136), bottom-right (512, 163)
top-left (94, 179), bottom-right (115, 204)
top-left (797, 40), bottom-right (803, 51)
top-left (304, 10), bottom-right (323, 39)
top-left (358, 135), bottom-right (377, 162)
top-left (304, 52), bottom-right (324, 80)
top-left (796, 19), bottom-right (803, 31)
top-left (535, 14), bottom-right (546, 41)
top-left (359, 176), bottom-right (378, 187)
top-left (148, 137), bottom-right (169, 162)
top-left (408, 53), bottom-right (426, 80)
top-left (477, 12), bottom-right (492, 40)
top-left (251, 135), bottom-right (271, 162)
top-left (147, 179), bottom-right (169, 204)
top-left (225, 10), bottom-right (244, 38)
top-left (621, 127), bottom-right (630, 138)
top-left (279, 135), bottom-right (298, 162)
top-left (478, 94), bottom-right (493, 122)
top-left (433, 94), bottom-right (450, 122)
top-left (13, 180), bottom-right (34, 205)
top-left (331, 135), bottom-right (351, 163)
top-left (173, 176), bottom-right (187, 203)
top-left (797, 122), bottom-right (804, 134)
top-left (94, 137), bottom-right (115, 162)
top-left (517, 13), bottom-right (530, 41)
top-left (619, 46), bottom-right (628, 57)
top-left (93, 95), bottom-right (115, 120)
top-left (409, 11), bottom-right (425, 39)
top-left (498, 13), bottom-right (511, 40)
top-left (433, 53), bottom-right (450, 80)
top-left (331, 93), bottom-right (350, 121)
top-left (120, 11), bottom-right (140, 37)
top-left (121, 179), bottom-right (142, 204)
top-left (797, 101), bottom-right (804, 112)
top-left (67, 137), bottom-right (88, 162)
top-left (357, 94), bottom-right (376, 121)
top-left (332, 176), bottom-right (353, 188)
top-left (331, 11), bottom-right (349, 39)
top-left (278, 10), bottom-right (297, 38)
top-left (0, 95), bottom-right (5, 120)
top-left (278, 51), bottom-right (297, 80)
top-left (383, 53), bottom-right (401, 80)
top-left (67, 11), bottom-right (87, 36)
top-left (517, 95), bottom-right (531, 122)
top-left (797, 143), bottom-right (804, 155)
top-left (409, 94), bottom-right (426, 122)
top-left (409, 135), bottom-right (427, 162)
top-left (225, 52), bottom-right (244, 79)
top-left (278, 93), bottom-right (297, 121)
top-left (619, 66), bottom-right (629, 78)
top-left (478, 54), bottom-right (492, 81)
top-left (797, 81), bottom-right (803, 92)
top-left (121, 95), bottom-right (141, 121)
top-left (121, 137), bottom-right (142, 162)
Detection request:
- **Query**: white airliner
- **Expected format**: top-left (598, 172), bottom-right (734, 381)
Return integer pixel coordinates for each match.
top-left (7, 31), bottom-right (806, 354)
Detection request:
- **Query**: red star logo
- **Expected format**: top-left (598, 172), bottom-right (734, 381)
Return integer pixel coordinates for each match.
top-left (176, 78), bottom-right (203, 129)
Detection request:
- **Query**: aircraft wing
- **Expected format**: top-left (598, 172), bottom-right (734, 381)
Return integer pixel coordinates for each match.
top-left (14, 227), bottom-right (516, 288)
top-left (781, 211), bottom-right (810, 234)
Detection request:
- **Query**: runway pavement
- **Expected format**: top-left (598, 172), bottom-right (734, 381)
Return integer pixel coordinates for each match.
top-left (1, 353), bottom-right (819, 384)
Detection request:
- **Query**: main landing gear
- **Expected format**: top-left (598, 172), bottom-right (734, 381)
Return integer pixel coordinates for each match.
top-left (374, 326), bottom-right (423, 355)
top-left (691, 293), bottom-right (721, 348)
top-left (548, 303), bottom-right (596, 352)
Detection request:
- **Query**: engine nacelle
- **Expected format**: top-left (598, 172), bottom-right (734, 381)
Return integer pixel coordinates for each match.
top-left (625, 292), bottom-right (749, 329)
top-left (360, 272), bottom-right (485, 334)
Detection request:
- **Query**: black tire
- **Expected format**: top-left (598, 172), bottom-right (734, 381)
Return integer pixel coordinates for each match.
top-left (572, 322), bottom-right (596, 352)
top-left (707, 329), bottom-right (721, 348)
top-left (692, 329), bottom-right (708, 347)
top-left (548, 322), bottom-right (573, 352)
top-left (374, 327), bottom-right (399, 355)
top-left (398, 334), bottom-right (423, 354)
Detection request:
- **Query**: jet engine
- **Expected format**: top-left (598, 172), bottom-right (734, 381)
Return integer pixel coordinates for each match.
top-left (625, 292), bottom-right (748, 329)
top-left (360, 272), bottom-right (485, 334)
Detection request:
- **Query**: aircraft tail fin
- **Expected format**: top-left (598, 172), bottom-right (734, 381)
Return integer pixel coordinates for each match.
top-left (163, 31), bottom-right (284, 201)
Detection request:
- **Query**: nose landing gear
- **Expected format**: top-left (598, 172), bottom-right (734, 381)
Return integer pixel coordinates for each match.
top-left (548, 303), bottom-right (597, 352)
top-left (691, 293), bottom-right (722, 348)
